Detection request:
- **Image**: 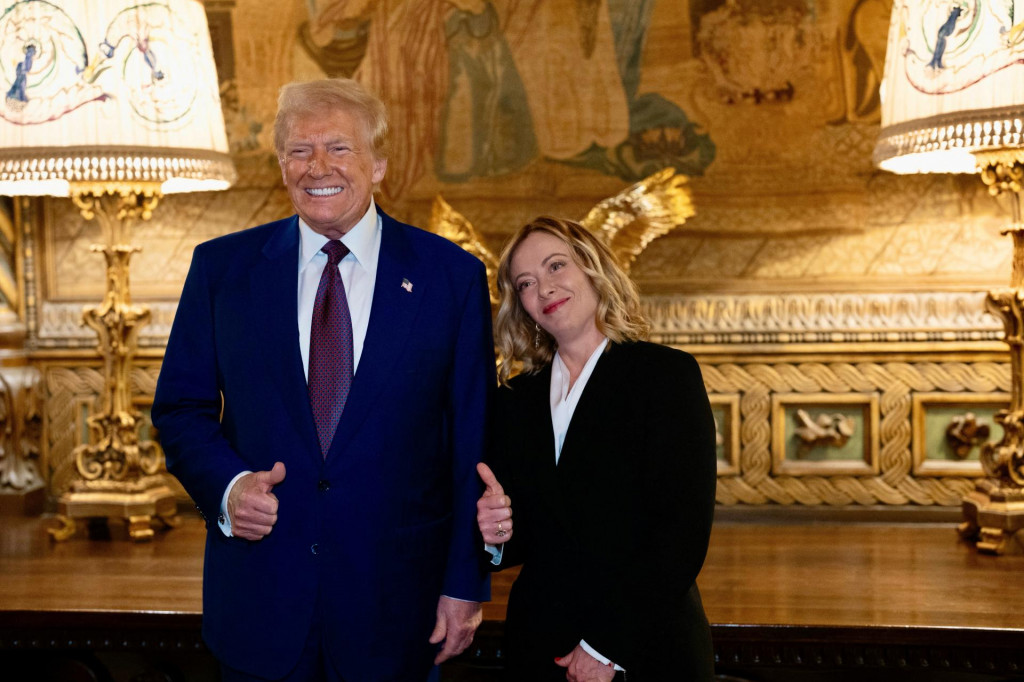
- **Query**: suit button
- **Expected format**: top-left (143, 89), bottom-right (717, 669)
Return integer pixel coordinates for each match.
top-left (318, 479), bottom-right (330, 492)
top-left (311, 544), bottom-right (320, 555)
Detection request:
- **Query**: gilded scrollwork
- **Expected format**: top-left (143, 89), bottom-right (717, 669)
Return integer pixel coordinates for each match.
top-left (44, 364), bottom-right (173, 495)
top-left (0, 367), bottom-right (42, 492)
top-left (981, 283), bottom-right (1024, 486)
top-left (65, 191), bottom-right (161, 486)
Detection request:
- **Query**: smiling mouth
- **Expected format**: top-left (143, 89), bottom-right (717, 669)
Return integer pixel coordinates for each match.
top-left (306, 187), bottom-right (342, 197)
top-left (543, 298), bottom-right (569, 315)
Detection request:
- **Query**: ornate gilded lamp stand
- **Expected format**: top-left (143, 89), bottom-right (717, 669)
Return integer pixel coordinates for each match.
top-left (0, 0), bottom-right (234, 539)
top-left (959, 158), bottom-right (1024, 555)
top-left (48, 184), bottom-right (177, 542)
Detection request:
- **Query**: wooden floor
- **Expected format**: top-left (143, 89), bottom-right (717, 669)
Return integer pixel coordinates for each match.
top-left (2, 513), bottom-right (1024, 681)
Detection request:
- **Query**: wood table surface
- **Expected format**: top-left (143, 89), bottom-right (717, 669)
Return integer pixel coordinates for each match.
top-left (697, 522), bottom-right (1024, 631)
top-left (3, 514), bottom-right (1022, 632)
top-left (4, 514), bottom-right (1024, 681)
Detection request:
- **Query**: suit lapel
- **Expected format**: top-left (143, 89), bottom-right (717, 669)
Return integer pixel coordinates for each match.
top-left (250, 216), bottom-right (321, 458)
top-left (555, 344), bottom-right (620, 475)
top-left (511, 366), bottom-right (578, 531)
top-left (521, 365), bottom-right (556, 473)
top-left (327, 212), bottom-right (424, 458)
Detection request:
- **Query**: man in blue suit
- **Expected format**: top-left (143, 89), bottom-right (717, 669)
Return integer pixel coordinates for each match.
top-left (152, 78), bottom-right (493, 681)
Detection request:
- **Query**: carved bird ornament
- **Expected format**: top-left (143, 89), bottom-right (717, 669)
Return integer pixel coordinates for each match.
top-left (428, 167), bottom-right (695, 306)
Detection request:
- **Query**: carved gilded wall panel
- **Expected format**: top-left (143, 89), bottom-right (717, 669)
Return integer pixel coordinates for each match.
top-left (699, 359), bottom-right (1008, 507)
top-left (647, 291), bottom-right (1010, 508)
top-left (711, 394), bottom-right (741, 476)
top-left (911, 393), bottom-right (1007, 478)
top-left (771, 392), bottom-right (880, 477)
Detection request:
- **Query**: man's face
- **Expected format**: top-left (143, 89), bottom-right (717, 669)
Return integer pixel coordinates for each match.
top-left (278, 107), bottom-right (387, 239)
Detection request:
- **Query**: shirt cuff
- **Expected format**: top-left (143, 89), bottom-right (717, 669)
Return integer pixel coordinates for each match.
top-left (218, 470), bottom-right (252, 537)
top-left (580, 640), bottom-right (625, 672)
top-left (484, 542), bottom-right (504, 566)
top-left (439, 595), bottom-right (479, 603)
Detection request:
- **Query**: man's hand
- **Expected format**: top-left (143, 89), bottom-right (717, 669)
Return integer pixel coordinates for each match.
top-left (226, 461), bottom-right (286, 541)
top-left (476, 462), bottom-right (513, 544)
top-left (555, 644), bottom-right (617, 682)
top-left (429, 596), bottom-right (482, 665)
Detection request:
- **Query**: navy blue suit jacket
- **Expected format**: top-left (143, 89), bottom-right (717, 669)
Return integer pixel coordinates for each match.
top-left (152, 208), bottom-right (493, 680)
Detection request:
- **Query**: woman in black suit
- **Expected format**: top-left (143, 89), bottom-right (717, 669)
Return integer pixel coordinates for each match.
top-left (476, 216), bottom-right (717, 682)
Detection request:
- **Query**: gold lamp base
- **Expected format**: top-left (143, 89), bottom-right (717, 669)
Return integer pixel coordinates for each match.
top-left (49, 475), bottom-right (180, 542)
top-left (959, 162), bottom-right (1024, 555)
top-left (957, 277), bottom-right (1024, 555)
top-left (959, 478), bottom-right (1024, 555)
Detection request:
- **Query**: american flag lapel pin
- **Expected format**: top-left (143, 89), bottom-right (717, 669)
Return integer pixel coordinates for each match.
top-left (401, 278), bottom-right (413, 293)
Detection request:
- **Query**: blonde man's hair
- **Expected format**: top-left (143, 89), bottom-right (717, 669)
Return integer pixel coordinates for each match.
top-left (273, 78), bottom-right (390, 161)
top-left (495, 216), bottom-right (650, 385)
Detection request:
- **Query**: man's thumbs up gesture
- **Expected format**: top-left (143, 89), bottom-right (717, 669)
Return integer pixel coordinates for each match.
top-left (227, 461), bottom-right (286, 541)
top-left (476, 462), bottom-right (513, 544)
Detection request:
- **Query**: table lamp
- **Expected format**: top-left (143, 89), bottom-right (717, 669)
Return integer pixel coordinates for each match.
top-left (0, 0), bottom-right (236, 540)
top-left (874, 0), bottom-right (1024, 554)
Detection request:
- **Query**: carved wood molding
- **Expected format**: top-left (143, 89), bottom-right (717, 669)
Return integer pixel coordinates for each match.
top-left (703, 360), bottom-right (1011, 507)
top-left (645, 291), bottom-right (1002, 347)
top-left (33, 301), bottom-right (178, 349)
top-left (0, 367), bottom-right (42, 493)
top-left (29, 291), bottom-right (1007, 351)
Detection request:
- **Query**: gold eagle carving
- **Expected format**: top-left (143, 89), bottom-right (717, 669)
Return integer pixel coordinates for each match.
top-left (428, 167), bottom-right (694, 305)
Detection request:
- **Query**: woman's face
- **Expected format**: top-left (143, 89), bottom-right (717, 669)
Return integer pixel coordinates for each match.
top-left (509, 231), bottom-right (600, 349)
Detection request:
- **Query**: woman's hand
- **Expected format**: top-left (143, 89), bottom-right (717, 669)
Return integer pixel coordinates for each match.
top-left (476, 462), bottom-right (513, 544)
top-left (555, 644), bottom-right (617, 682)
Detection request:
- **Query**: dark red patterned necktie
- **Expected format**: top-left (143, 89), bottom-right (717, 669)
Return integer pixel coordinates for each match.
top-left (308, 240), bottom-right (353, 458)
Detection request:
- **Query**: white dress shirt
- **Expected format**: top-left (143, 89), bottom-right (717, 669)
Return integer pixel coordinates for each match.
top-left (296, 204), bottom-right (381, 378)
top-left (550, 338), bottom-right (608, 463)
top-left (218, 201), bottom-right (382, 537)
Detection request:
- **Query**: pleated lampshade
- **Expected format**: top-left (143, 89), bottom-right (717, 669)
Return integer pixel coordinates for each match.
top-left (873, 0), bottom-right (1024, 175)
top-left (0, 0), bottom-right (235, 196)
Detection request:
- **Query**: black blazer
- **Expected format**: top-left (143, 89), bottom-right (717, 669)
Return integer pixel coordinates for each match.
top-left (490, 341), bottom-right (717, 681)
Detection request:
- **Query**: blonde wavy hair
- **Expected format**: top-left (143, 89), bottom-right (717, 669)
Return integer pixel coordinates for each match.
top-left (495, 216), bottom-right (650, 385)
